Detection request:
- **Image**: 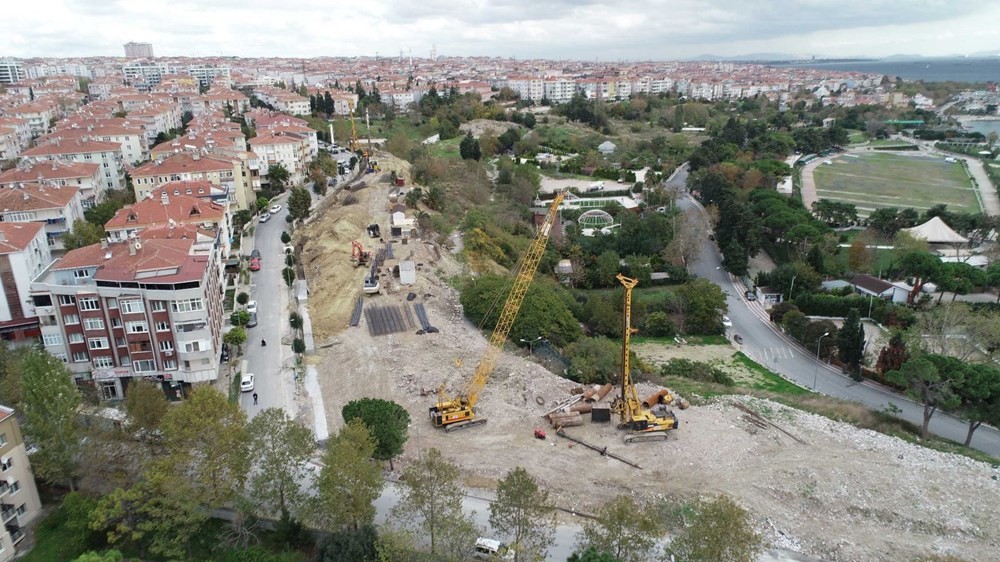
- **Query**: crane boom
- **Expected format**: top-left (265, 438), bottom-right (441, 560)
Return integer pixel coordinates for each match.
top-left (616, 273), bottom-right (641, 408)
top-left (430, 192), bottom-right (565, 431)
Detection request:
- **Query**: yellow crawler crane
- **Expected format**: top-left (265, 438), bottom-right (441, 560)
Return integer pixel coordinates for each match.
top-left (346, 100), bottom-right (367, 158)
top-left (430, 192), bottom-right (565, 432)
top-left (611, 273), bottom-right (679, 443)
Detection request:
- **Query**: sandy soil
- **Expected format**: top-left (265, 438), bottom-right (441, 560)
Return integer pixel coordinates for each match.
top-left (303, 150), bottom-right (1000, 562)
top-left (460, 119), bottom-right (524, 139)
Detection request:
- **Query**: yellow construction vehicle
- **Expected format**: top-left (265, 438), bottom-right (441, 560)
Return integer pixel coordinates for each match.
top-left (346, 100), bottom-right (368, 158)
top-left (430, 192), bottom-right (565, 432)
top-left (611, 273), bottom-right (678, 443)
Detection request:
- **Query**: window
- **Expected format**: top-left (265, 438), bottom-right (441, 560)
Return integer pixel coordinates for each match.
top-left (73, 269), bottom-right (90, 279)
top-left (0, 433), bottom-right (6, 447)
top-left (79, 297), bottom-right (99, 311)
top-left (10, 481), bottom-right (19, 494)
top-left (171, 298), bottom-right (204, 313)
top-left (163, 359), bottom-right (177, 370)
top-left (92, 356), bottom-right (114, 368)
top-left (107, 298), bottom-right (118, 309)
top-left (64, 313), bottom-right (79, 325)
top-left (42, 333), bottom-right (63, 346)
top-left (120, 300), bottom-right (144, 314)
top-left (1, 457), bottom-right (11, 471)
top-left (133, 359), bottom-right (155, 372)
top-left (150, 300), bottom-right (166, 312)
top-left (16, 505), bottom-right (26, 516)
top-left (83, 317), bottom-right (105, 331)
top-left (126, 321), bottom-right (148, 333)
top-left (159, 340), bottom-right (174, 352)
top-left (155, 321), bottom-right (170, 332)
top-left (58, 294), bottom-right (76, 306)
top-left (115, 337), bottom-right (126, 347)
top-left (53, 352), bottom-right (67, 362)
top-left (183, 340), bottom-right (208, 352)
top-left (72, 351), bottom-right (89, 362)
top-left (119, 355), bottom-right (131, 366)
top-left (88, 337), bottom-right (109, 350)
top-left (68, 333), bottom-right (84, 344)
top-left (4, 211), bottom-right (36, 221)
top-left (111, 318), bottom-right (122, 328)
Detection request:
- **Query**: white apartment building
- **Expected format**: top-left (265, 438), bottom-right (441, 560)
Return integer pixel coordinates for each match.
top-left (122, 63), bottom-right (168, 91)
top-left (187, 65), bottom-right (231, 88)
top-left (19, 138), bottom-right (125, 201)
top-left (0, 222), bottom-right (52, 344)
top-left (250, 132), bottom-right (310, 185)
top-left (0, 183), bottom-right (84, 254)
top-left (30, 231), bottom-right (225, 399)
top-left (0, 160), bottom-right (103, 197)
top-left (0, 405), bottom-right (43, 561)
top-left (124, 42), bottom-right (154, 58)
top-left (0, 118), bottom-right (31, 159)
top-left (543, 79), bottom-right (577, 103)
top-left (132, 152), bottom-right (254, 211)
top-left (505, 77), bottom-right (544, 101)
top-left (52, 122), bottom-right (148, 164)
top-left (10, 103), bottom-right (56, 137)
top-left (0, 60), bottom-right (24, 85)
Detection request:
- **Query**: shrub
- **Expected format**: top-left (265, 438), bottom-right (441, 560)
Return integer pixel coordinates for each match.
top-left (292, 338), bottom-right (306, 354)
top-left (659, 358), bottom-right (734, 386)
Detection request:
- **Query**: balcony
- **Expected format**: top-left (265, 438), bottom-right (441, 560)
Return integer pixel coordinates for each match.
top-left (0, 482), bottom-right (8, 496)
top-left (9, 527), bottom-right (24, 544)
top-left (1, 505), bottom-right (15, 523)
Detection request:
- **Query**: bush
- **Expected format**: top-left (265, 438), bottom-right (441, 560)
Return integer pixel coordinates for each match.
top-left (642, 311), bottom-right (676, 337)
top-left (292, 338), bottom-right (306, 354)
top-left (659, 358), bottom-right (734, 386)
top-left (280, 231), bottom-right (291, 244)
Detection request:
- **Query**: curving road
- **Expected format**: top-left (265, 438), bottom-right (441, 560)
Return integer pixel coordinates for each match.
top-left (669, 166), bottom-right (1000, 458)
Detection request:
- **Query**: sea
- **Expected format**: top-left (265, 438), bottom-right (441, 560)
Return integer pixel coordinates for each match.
top-left (775, 57), bottom-right (1000, 83)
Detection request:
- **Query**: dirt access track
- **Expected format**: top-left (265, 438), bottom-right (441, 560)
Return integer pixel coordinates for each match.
top-left (301, 149), bottom-right (1000, 562)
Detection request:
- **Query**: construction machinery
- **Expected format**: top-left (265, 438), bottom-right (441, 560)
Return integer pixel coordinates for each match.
top-left (430, 192), bottom-right (565, 432)
top-left (346, 100), bottom-right (368, 158)
top-left (610, 273), bottom-right (678, 443)
top-left (351, 240), bottom-right (371, 267)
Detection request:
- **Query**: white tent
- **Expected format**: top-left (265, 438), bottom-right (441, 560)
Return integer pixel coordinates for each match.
top-left (901, 216), bottom-right (968, 244)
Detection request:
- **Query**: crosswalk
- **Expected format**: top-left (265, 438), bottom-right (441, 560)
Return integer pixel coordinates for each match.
top-left (744, 346), bottom-right (797, 364)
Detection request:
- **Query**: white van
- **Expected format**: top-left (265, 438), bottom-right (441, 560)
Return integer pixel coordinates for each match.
top-left (945, 157), bottom-right (957, 163)
top-left (473, 538), bottom-right (514, 560)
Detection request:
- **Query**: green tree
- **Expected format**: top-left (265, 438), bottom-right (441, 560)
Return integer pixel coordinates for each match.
top-left (489, 467), bottom-right (556, 562)
top-left (897, 251), bottom-right (942, 304)
top-left (90, 469), bottom-right (205, 559)
top-left (722, 238), bottom-right (748, 277)
top-left (224, 327), bottom-right (248, 354)
top-left (123, 378), bottom-right (168, 433)
top-left (246, 408), bottom-right (315, 519)
top-left (281, 231), bottom-right (292, 244)
top-left (287, 186), bottom-right (312, 221)
top-left (568, 548), bottom-right (620, 562)
top-left (73, 550), bottom-right (124, 562)
top-left (404, 187), bottom-right (423, 209)
top-left (289, 311), bottom-right (303, 331)
top-left (954, 363), bottom-right (1000, 446)
top-left (677, 279), bottom-right (728, 335)
top-left (392, 448), bottom-right (477, 556)
top-left (342, 398), bottom-right (410, 470)
top-left (668, 495), bottom-right (765, 562)
top-left (459, 132), bottom-right (481, 160)
top-left (159, 386), bottom-right (248, 507)
top-left (642, 311), bottom-right (675, 338)
top-left (313, 419), bottom-right (383, 531)
top-left (267, 162), bottom-right (291, 191)
top-left (61, 492), bottom-right (103, 553)
top-left (283, 267), bottom-right (296, 287)
top-left (63, 219), bottom-right (105, 250)
top-left (460, 275), bottom-right (582, 346)
top-left (578, 495), bottom-right (660, 562)
top-left (237, 291), bottom-right (250, 305)
top-left (230, 310), bottom-right (251, 326)
top-left (316, 525), bottom-right (378, 562)
top-left (837, 308), bottom-right (866, 377)
top-left (423, 185), bottom-right (445, 211)
top-left (20, 349), bottom-right (82, 490)
top-left (887, 355), bottom-right (964, 439)
top-left (292, 338), bottom-right (306, 354)
top-left (564, 336), bottom-right (628, 384)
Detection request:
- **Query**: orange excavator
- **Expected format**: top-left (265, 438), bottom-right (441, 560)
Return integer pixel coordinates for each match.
top-left (351, 240), bottom-right (371, 267)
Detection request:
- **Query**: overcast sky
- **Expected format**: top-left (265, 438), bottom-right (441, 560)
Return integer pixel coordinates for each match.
top-left (4, 0), bottom-right (1000, 60)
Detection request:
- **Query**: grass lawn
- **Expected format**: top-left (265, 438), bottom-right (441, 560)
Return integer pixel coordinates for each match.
top-left (813, 152), bottom-right (979, 216)
top-left (578, 284), bottom-right (677, 306)
top-left (633, 334), bottom-right (729, 346)
top-left (868, 139), bottom-right (917, 148)
top-left (847, 130), bottom-right (868, 144)
top-left (425, 136), bottom-right (462, 159)
top-left (732, 352), bottom-right (811, 395)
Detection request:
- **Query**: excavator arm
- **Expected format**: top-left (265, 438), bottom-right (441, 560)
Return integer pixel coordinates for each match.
top-left (431, 192), bottom-right (565, 430)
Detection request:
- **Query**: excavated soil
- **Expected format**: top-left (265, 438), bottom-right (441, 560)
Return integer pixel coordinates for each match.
top-left (303, 150), bottom-right (1000, 562)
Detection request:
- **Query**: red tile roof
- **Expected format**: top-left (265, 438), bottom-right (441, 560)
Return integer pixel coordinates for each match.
top-left (104, 191), bottom-right (225, 230)
top-left (0, 183), bottom-right (80, 211)
top-left (0, 222), bottom-right (45, 254)
top-left (21, 138), bottom-right (122, 157)
top-left (0, 161), bottom-right (100, 184)
top-left (132, 152), bottom-right (234, 177)
top-left (56, 238), bottom-right (207, 283)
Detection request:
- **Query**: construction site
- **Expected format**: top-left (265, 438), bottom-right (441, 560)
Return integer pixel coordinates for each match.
top-left (297, 148), bottom-right (1000, 562)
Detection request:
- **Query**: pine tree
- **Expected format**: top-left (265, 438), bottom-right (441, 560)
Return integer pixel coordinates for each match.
top-left (837, 308), bottom-right (866, 378)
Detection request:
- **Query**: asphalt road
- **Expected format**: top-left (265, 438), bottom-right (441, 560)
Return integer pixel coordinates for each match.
top-left (239, 192), bottom-right (294, 419)
top-left (669, 166), bottom-right (1000, 457)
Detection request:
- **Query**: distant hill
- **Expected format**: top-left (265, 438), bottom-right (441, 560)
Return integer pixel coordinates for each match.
top-left (685, 53), bottom-right (803, 62)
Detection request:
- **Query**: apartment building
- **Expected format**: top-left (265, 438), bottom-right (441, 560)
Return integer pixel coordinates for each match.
top-left (189, 88), bottom-right (249, 117)
top-left (30, 230), bottom-right (225, 399)
top-left (0, 222), bottom-right (52, 344)
top-left (104, 190), bottom-right (230, 260)
top-left (0, 60), bottom-right (25, 85)
top-left (0, 118), bottom-right (31, 159)
top-left (250, 132), bottom-right (310, 185)
top-left (127, 103), bottom-right (183, 144)
top-left (0, 183), bottom-right (84, 255)
top-left (9, 103), bottom-right (57, 138)
top-left (51, 121), bottom-right (148, 164)
top-left (504, 76), bottom-right (544, 102)
top-left (150, 130), bottom-right (246, 160)
top-left (19, 138), bottom-right (125, 201)
top-left (187, 65), bottom-right (231, 88)
top-left (0, 405), bottom-right (43, 561)
top-left (253, 86), bottom-right (311, 115)
top-left (124, 42), bottom-right (154, 58)
top-left (0, 160), bottom-right (102, 199)
top-left (132, 152), bottom-right (254, 211)
top-left (122, 63), bottom-right (168, 91)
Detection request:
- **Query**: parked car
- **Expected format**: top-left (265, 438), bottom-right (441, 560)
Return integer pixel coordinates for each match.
top-left (269, 204), bottom-right (282, 214)
top-left (745, 290), bottom-right (757, 301)
top-left (240, 373), bottom-right (255, 392)
top-left (247, 300), bottom-right (257, 314)
top-left (722, 315), bottom-right (733, 328)
top-left (472, 538), bottom-right (514, 560)
top-left (249, 257), bottom-right (261, 271)
top-left (259, 212), bottom-right (271, 223)
top-left (220, 343), bottom-right (230, 362)
top-left (250, 249), bottom-right (261, 259)
top-left (246, 312), bottom-right (258, 328)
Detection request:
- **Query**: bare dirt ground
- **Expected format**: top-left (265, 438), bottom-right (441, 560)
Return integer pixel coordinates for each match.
top-left (303, 150), bottom-right (1000, 562)
top-left (460, 119), bottom-right (524, 139)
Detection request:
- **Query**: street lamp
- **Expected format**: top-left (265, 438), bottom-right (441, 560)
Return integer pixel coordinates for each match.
top-left (520, 336), bottom-right (543, 355)
top-left (812, 331), bottom-right (830, 391)
top-left (788, 275), bottom-right (798, 302)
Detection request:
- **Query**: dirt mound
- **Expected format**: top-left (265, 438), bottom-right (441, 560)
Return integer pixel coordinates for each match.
top-left (460, 119), bottom-right (523, 139)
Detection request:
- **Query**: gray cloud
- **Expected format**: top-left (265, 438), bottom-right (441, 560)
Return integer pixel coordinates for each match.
top-left (5, 0), bottom-right (998, 59)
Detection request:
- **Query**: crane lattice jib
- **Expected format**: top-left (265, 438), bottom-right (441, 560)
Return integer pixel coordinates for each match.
top-left (460, 192), bottom-right (565, 409)
top-left (617, 273), bottom-right (641, 408)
